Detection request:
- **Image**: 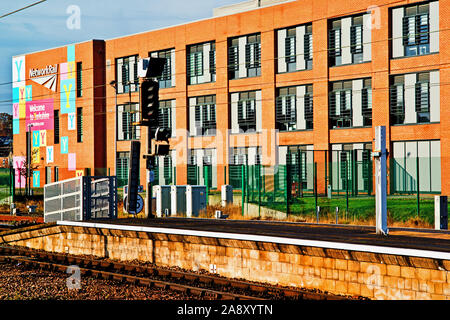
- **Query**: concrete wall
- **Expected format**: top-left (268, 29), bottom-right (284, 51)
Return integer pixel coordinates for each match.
top-left (1, 223), bottom-right (450, 300)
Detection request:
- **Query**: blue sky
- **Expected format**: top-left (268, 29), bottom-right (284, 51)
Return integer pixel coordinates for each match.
top-left (0, 0), bottom-right (244, 114)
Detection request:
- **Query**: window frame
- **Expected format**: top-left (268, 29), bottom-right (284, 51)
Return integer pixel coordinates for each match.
top-left (115, 55), bottom-right (139, 94)
top-left (150, 49), bottom-right (174, 89)
top-left (402, 3), bottom-right (430, 57)
top-left (117, 103), bottom-right (141, 141)
top-left (237, 92), bottom-right (257, 133)
top-left (329, 81), bottom-right (353, 129)
top-left (76, 107), bottom-right (83, 143)
top-left (193, 95), bottom-right (216, 136)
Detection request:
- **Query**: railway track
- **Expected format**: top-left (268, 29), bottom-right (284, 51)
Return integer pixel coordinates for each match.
top-left (0, 245), bottom-right (350, 300)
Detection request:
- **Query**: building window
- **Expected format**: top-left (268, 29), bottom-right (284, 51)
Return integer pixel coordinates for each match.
top-left (151, 49), bottom-right (174, 89)
top-left (163, 155), bottom-right (173, 185)
top-left (117, 104), bottom-right (140, 141)
top-left (116, 55), bottom-right (138, 94)
top-left (304, 24), bottom-right (313, 70)
top-left (329, 80), bottom-right (352, 128)
top-left (390, 75), bottom-right (405, 125)
top-left (54, 167), bottom-right (59, 182)
top-left (403, 3), bottom-right (430, 57)
top-left (76, 62), bottom-right (82, 97)
top-left (228, 34), bottom-right (261, 80)
top-left (390, 71), bottom-right (437, 125)
top-left (415, 72), bottom-right (430, 123)
top-left (277, 24), bottom-right (313, 73)
top-left (276, 87), bottom-right (297, 131)
top-left (276, 85), bottom-right (314, 132)
top-left (361, 79), bottom-right (372, 127)
top-left (209, 42), bottom-right (216, 76)
top-left (187, 42), bottom-right (216, 85)
top-left (284, 145), bottom-right (313, 193)
top-left (228, 147), bottom-right (261, 189)
top-left (116, 152), bottom-right (130, 187)
top-left (330, 79), bottom-right (371, 129)
top-left (228, 38), bottom-right (240, 80)
top-left (329, 20), bottom-right (342, 67)
top-left (229, 147), bottom-right (260, 188)
top-left (304, 86), bottom-right (314, 130)
top-left (54, 110), bottom-right (59, 144)
top-left (159, 100), bottom-right (173, 133)
top-left (187, 44), bottom-right (203, 83)
top-left (284, 27), bottom-right (297, 71)
top-left (392, 140), bottom-right (440, 193)
top-left (77, 107), bottom-right (83, 143)
top-left (331, 143), bottom-right (373, 194)
top-left (329, 13), bottom-right (371, 66)
top-left (187, 149), bottom-right (216, 187)
top-left (190, 95), bottom-right (216, 136)
top-left (237, 91), bottom-right (257, 133)
top-left (45, 167), bottom-right (51, 185)
top-left (245, 34), bottom-right (261, 78)
top-left (350, 16), bottom-right (364, 64)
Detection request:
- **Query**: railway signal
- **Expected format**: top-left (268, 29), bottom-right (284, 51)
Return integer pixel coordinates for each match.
top-left (137, 57), bottom-right (167, 218)
top-left (151, 127), bottom-right (171, 156)
top-left (140, 79), bottom-right (159, 129)
top-left (127, 141), bottom-right (141, 213)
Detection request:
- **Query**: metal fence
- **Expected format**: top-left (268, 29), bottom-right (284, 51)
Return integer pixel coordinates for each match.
top-left (224, 150), bottom-right (444, 226)
top-left (44, 177), bottom-right (83, 223)
top-left (84, 176), bottom-right (118, 220)
top-left (44, 176), bottom-right (117, 223)
top-left (0, 168), bottom-right (13, 206)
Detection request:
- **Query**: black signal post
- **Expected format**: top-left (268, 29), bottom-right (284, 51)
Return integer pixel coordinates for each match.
top-left (137, 57), bottom-right (167, 218)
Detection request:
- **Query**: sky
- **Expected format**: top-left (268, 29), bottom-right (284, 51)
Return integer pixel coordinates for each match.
top-left (0, 0), bottom-right (245, 114)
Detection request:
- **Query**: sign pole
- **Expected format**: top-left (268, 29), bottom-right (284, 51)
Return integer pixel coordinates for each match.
top-left (374, 126), bottom-right (388, 235)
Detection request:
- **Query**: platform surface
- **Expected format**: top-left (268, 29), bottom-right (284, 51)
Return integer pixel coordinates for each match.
top-left (86, 217), bottom-right (450, 254)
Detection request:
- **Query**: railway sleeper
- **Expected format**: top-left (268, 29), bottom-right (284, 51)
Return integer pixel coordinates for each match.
top-left (157, 269), bottom-right (170, 277)
top-left (153, 282), bottom-right (169, 290)
top-left (125, 276), bottom-right (140, 284)
top-left (170, 272), bottom-right (184, 280)
top-left (231, 282), bottom-right (250, 290)
top-left (187, 287), bottom-right (204, 297)
top-left (249, 284), bottom-right (269, 294)
top-left (213, 278), bottom-right (230, 287)
top-left (169, 284), bottom-right (188, 293)
top-left (198, 276), bottom-right (213, 285)
top-left (183, 274), bottom-right (198, 282)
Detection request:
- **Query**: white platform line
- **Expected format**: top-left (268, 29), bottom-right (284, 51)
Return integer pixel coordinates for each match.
top-left (57, 221), bottom-right (450, 261)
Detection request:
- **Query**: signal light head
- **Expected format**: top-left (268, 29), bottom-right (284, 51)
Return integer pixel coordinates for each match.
top-left (140, 79), bottom-right (159, 127)
top-left (154, 127), bottom-right (171, 141)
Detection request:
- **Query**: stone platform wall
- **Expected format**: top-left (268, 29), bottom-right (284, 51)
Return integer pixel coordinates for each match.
top-left (1, 224), bottom-right (449, 300)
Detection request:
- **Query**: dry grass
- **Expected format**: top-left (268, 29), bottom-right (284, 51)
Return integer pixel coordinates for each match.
top-left (201, 205), bottom-right (433, 229)
top-left (0, 199), bottom-right (43, 215)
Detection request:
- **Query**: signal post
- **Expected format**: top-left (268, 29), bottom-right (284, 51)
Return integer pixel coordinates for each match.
top-left (127, 57), bottom-right (168, 218)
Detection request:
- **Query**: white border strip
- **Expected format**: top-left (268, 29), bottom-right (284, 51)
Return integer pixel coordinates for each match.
top-left (57, 221), bottom-right (450, 261)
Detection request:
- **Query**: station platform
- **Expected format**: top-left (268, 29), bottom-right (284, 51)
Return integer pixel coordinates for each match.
top-left (64, 217), bottom-right (450, 260)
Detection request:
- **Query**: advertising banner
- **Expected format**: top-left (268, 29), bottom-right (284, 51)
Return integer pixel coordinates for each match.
top-left (26, 98), bottom-right (54, 131)
top-left (13, 156), bottom-right (26, 188)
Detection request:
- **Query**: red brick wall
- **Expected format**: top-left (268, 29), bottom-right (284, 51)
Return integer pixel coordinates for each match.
top-left (15, 0), bottom-right (449, 194)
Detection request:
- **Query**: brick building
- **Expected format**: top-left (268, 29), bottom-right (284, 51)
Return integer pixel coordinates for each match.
top-left (12, 0), bottom-right (449, 196)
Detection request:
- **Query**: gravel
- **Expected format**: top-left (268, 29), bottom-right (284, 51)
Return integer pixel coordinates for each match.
top-left (0, 261), bottom-right (200, 300)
